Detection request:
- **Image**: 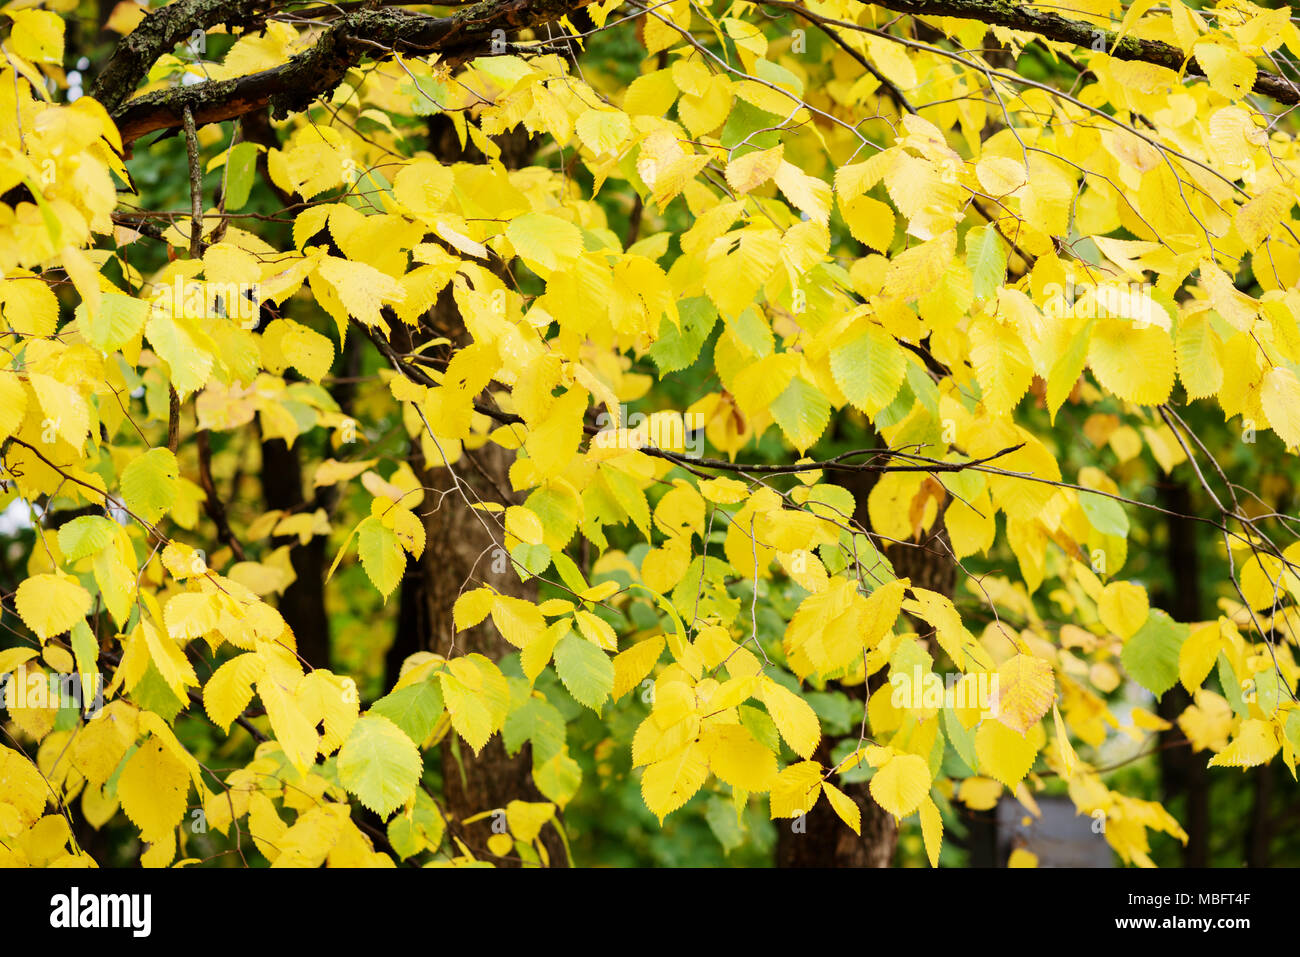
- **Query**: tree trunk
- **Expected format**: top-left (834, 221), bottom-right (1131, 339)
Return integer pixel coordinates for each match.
top-left (1152, 477), bottom-right (1210, 867)
top-left (776, 426), bottom-right (956, 867)
top-left (380, 114), bottom-right (567, 865)
top-left (1245, 763), bottom-right (1273, 866)
top-left (260, 437), bottom-right (331, 669)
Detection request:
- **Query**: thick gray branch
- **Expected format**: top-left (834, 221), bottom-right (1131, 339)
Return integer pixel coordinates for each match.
top-left (110, 0), bottom-right (590, 144)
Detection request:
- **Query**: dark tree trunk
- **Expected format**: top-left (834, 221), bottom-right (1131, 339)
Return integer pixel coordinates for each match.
top-left (1152, 477), bottom-right (1210, 867)
top-left (382, 114), bottom-right (566, 865)
top-left (1246, 763), bottom-right (1274, 866)
top-left (259, 437), bottom-right (331, 670)
top-left (774, 421), bottom-right (960, 867)
top-left (775, 728), bottom-right (898, 867)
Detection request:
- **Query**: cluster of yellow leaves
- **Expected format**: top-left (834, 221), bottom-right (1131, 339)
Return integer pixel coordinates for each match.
top-left (6, 0), bottom-right (1300, 869)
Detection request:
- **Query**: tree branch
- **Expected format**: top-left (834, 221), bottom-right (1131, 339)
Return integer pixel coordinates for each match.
top-left (862, 0), bottom-right (1300, 105)
top-left (111, 0), bottom-right (592, 144)
top-left (91, 0), bottom-right (275, 114)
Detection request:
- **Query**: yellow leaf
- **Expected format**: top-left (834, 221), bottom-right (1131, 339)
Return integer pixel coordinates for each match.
top-left (1236, 184), bottom-right (1293, 249)
top-left (957, 776), bottom-right (1003, 810)
top-left (919, 795), bottom-right (943, 866)
top-left (612, 635), bottom-right (665, 701)
top-left (759, 677), bottom-right (821, 758)
top-left (1179, 622), bottom-right (1222, 693)
top-left (0, 746), bottom-right (49, 827)
top-left (976, 719), bottom-right (1041, 789)
top-left (1262, 366), bottom-right (1300, 448)
top-left (1194, 40), bottom-right (1257, 100)
top-left (773, 161), bottom-right (831, 225)
top-left (1007, 847), bottom-right (1038, 867)
top-left (140, 619), bottom-right (199, 699)
top-left (703, 724), bottom-right (778, 792)
top-left (1052, 702), bottom-right (1078, 778)
top-left (204, 654), bottom-right (265, 733)
top-left (574, 609), bottom-right (617, 652)
top-left (994, 653), bottom-right (1055, 734)
top-left (1097, 580), bottom-right (1149, 640)
top-left (506, 213), bottom-right (584, 275)
top-left (822, 781), bottom-right (861, 835)
top-left (15, 573), bottom-right (90, 642)
top-left (257, 673), bottom-right (318, 774)
top-left (970, 315), bottom-right (1033, 417)
top-left (453, 587), bottom-right (495, 631)
top-left (10, 10), bottom-right (64, 64)
top-left (1088, 319), bottom-right (1174, 405)
top-left (439, 655), bottom-right (510, 755)
top-left (769, 760), bottom-right (823, 818)
top-left (840, 195), bottom-right (895, 253)
top-left (725, 145), bottom-right (783, 194)
top-left (884, 230), bottom-right (956, 302)
top-left (525, 388), bottom-right (587, 479)
top-left (1208, 718), bottom-right (1280, 768)
top-left (117, 736), bottom-right (190, 844)
top-left (868, 752), bottom-right (930, 819)
top-left (641, 742), bottom-right (708, 823)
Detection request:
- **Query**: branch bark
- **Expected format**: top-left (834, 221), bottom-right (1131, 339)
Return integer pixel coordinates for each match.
top-left (110, 0), bottom-right (593, 144)
top-left (861, 0), bottom-right (1299, 105)
top-left (90, 0), bottom-right (274, 113)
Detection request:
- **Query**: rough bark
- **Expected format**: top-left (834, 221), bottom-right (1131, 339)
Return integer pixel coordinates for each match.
top-left (378, 116), bottom-right (566, 865)
top-left (103, 0), bottom-right (1300, 146)
top-left (109, 0), bottom-right (596, 143)
top-left (857, 0), bottom-right (1299, 104)
top-left (774, 727), bottom-right (898, 867)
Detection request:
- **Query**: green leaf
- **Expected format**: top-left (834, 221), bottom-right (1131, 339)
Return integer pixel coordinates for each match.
top-left (131, 662), bottom-right (186, 723)
top-left (337, 714), bottom-right (423, 819)
top-left (510, 542), bottom-right (551, 579)
top-left (965, 224), bottom-right (1006, 301)
top-left (550, 550), bottom-right (588, 594)
top-left (770, 376), bottom-right (830, 453)
top-left (552, 632), bottom-right (614, 713)
top-left (503, 696), bottom-right (566, 761)
top-left (87, 293), bottom-right (151, 353)
top-left (120, 447), bottom-right (179, 524)
top-left (600, 464), bottom-right (650, 539)
top-left (907, 361), bottom-right (940, 419)
top-left (70, 619), bottom-right (99, 710)
top-left (720, 98), bottom-right (782, 154)
top-left (369, 680), bottom-right (444, 744)
top-left (1121, 610), bottom-right (1187, 697)
top-left (386, 788), bottom-right (445, 859)
top-left (403, 76), bottom-right (447, 116)
top-left (358, 518), bottom-right (405, 600)
top-left (705, 794), bottom-right (746, 854)
top-left (1253, 666), bottom-right (1283, 717)
top-left (943, 706), bottom-right (978, 774)
top-left (1219, 653), bottom-right (1249, 719)
top-left (1046, 319), bottom-right (1093, 423)
top-left (57, 515), bottom-right (116, 561)
top-left (650, 296), bottom-right (717, 374)
top-left (829, 323), bottom-right (905, 416)
top-left (805, 691), bottom-right (856, 737)
top-left (739, 704), bottom-right (780, 752)
top-left (1080, 491), bottom-right (1129, 537)
top-left (223, 141), bottom-right (259, 211)
top-left (533, 749), bottom-right (582, 807)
